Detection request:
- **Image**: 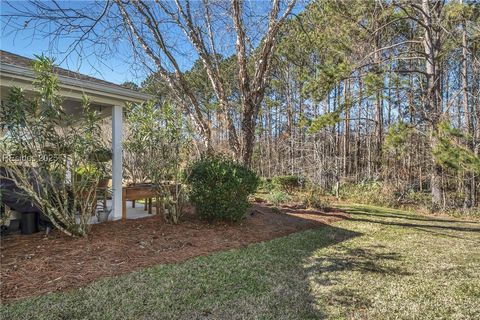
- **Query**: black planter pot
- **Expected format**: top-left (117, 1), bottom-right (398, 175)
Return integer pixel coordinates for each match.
top-left (21, 212), bottom-right (38, 235)
top-left (8, 218), bottom-right (21, 233)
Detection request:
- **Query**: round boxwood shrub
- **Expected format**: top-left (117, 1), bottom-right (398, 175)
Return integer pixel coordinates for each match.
top-left (186, 155), bottom-right (259, 222)
top-left (272, 175), bottom-right (304, 194)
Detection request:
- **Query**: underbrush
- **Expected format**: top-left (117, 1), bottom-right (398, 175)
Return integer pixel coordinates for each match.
top-left (441, 206), bottom-right (480, 219)
top-left (338, 181), bottom-right (480, 217)
top-left (265, 190), bottom-right (291, 205)
top-left (338, 181), bottom-right (437, 210)
top-left (260, 175), bottom-right (304, 206)
top-left (301, 187), bottom-right (331, 210)
top-left (259, 178), bottom-right (332, 211)
top-left (339, 181), bottom-right (400, 208)
top-left (258, 177), bottom-right (479, 219)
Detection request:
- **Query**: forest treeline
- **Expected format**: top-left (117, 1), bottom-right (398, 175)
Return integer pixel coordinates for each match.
top-left (139, 0), bottom-right (479, 212)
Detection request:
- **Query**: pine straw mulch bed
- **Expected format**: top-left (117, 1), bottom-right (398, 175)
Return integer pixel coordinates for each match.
top-left (0, 203), bottom-right (347, 303)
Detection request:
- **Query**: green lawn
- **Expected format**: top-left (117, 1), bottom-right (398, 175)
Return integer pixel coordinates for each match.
top-left (2, 204), bottom-right (479, 319)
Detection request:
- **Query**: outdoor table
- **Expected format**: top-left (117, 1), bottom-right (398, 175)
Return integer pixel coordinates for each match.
top-left (122, 184), bottom-right (160, 222)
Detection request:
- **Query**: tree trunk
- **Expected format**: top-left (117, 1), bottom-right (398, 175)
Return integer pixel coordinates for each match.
top-left (241, 100), bottom-right (257, 166)
top-left (373, 8), bottom-right (384, 175)
top-left (419, 0), bottom-right (444, 210)
top-left (461, 14), bottom-right (474, 208)
top-left (343, 80), bottom-right (350, 177)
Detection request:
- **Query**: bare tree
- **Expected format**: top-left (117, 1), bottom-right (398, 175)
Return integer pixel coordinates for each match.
top-left (2, 0), bottom-right (296, 165)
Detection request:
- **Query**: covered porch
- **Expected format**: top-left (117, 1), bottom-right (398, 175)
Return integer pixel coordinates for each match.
top-left (0, 50), bottom-right (154, 223)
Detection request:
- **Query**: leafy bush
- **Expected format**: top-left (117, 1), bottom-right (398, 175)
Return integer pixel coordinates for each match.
top-left (186, 155), bottom-right (259, 222)
top-left (272, 175), bottom-right (304, 194)
top-left (302, 187), bottom-right (330, 210)
top-left (88, 147), bottom-right (112, 163)
top-left (266, 190), bottom-right (291, 205)
top-left (124, 102), bottom-right (189, 224)
top-left (258, 177), bottom-right (274, 192)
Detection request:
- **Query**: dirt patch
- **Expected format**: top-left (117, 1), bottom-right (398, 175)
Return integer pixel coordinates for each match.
top-left (0, 203), bottom-right (347, 303)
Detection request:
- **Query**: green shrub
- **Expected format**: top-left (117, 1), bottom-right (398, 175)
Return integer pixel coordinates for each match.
top-left (88, 147), bottom-right (112, 163)
top-left (258, 177), bottom-right (274, 192)
top-left (302, 187), bottom-right (330, 210)
top-left (266, 190), bottom-right (291, 205)
top-left (0, 56), bottom-right (106, 236)
top-left (272, 175), bottom-right (304, 194)
top-left (73, 164), bottom-right (101, 187)
top-left (186, 155), bottom-right (259, 222)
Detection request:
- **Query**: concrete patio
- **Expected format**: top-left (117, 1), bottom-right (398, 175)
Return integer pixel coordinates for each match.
top-left (89, 200), bottom-right (155, 224)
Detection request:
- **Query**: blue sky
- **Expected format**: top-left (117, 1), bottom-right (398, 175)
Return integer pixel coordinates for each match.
top-left (1, 37), bottom-right (141, 85)
top-left (1, 1), bottom-right (304, 86)
top-left (0, 1), bottom-right (157, 85)
top-left (0, 0), bottom-right (215, 85)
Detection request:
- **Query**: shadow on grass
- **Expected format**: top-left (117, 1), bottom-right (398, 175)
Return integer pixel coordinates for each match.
top-left (306, 246), bottom-right (410, 277)
top-left (240, 224), bottom-right (365, 319)
top-left (305, 241), bottom-right (412, 318)
top-left (0, 218), bottom-right (363, 320)
top-left (301, 205), bottom-right (480, 318)
top-left (299, 207), bottom-right (421, 316)
top-left (345, 209), bottom-right (480, 233)
top-left (411, 226), bottom-right (480, 243)
top-left (304, 243), bottom-right (412, 313)
top-left (341, 206), bottom-right (479, 224)
top-left (282, 206), bottom-right (480, 234)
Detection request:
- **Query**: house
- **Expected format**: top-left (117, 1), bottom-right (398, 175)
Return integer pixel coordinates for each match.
top-left (0, 50), bottom-right (153, 222)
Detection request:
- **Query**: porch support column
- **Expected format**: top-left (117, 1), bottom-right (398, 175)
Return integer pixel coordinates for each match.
top-left (111, 105), bottom-right (123, 220)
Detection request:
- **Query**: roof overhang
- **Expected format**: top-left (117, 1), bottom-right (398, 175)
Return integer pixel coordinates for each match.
top-left (0, 63), bottom-right (153, 107)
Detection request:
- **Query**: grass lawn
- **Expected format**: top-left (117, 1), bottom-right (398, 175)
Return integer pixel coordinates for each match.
top-left (1, 204), bottom-right (479, 319)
